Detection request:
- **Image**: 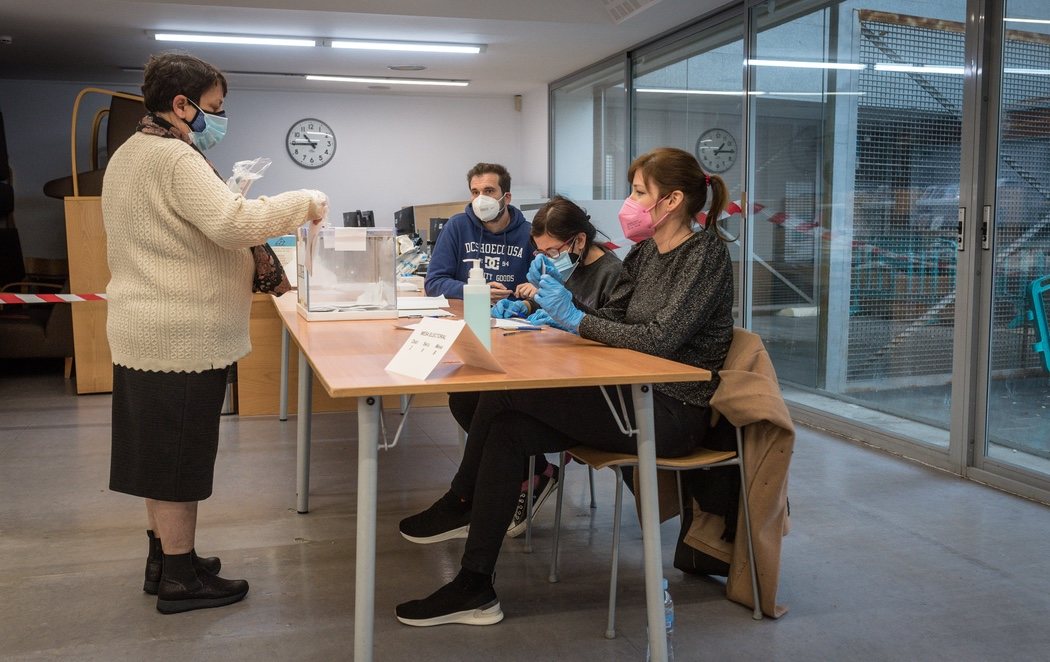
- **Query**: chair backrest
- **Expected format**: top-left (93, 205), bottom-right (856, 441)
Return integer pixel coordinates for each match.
top-left (0, 110), bottom-right (10, 182)
top-left (104, 95), bottom-right (145, 159)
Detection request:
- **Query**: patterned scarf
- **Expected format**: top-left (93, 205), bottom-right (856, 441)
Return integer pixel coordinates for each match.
top-left (136, 114), bottom-right (291, 295)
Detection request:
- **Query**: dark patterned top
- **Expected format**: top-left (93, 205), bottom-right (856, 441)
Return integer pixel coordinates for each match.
top-left (569, 247), bottom-right (622, 314)
top-left (579, 230), bottom-right (733, 407)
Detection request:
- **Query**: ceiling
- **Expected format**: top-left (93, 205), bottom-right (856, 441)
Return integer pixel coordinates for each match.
top-left (0, 0), bottom-right (727, 96)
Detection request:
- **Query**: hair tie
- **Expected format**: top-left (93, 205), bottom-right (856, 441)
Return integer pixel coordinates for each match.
top-left (705, 174), bottom-right (711, 188)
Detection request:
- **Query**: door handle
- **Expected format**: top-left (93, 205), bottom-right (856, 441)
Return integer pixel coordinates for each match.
top-left (957, 207), bottom-right (966, 252)
top-left (981, 205), bottom-right (991, 250)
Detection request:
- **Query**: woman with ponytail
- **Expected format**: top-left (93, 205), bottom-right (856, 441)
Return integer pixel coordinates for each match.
top-left (395, 147), bottom-right (733, 628)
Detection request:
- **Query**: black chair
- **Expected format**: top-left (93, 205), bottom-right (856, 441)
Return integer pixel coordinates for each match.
top-left (0, 101), bottom-right (75, 373)
top-left (0, 109), bottom-right (21, 286)
top-left (43, 89), bottom-right (145, 199)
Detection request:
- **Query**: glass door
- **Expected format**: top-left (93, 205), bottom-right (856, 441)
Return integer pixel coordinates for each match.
top-left (630, 12), bottom-right (746, 319)
top-left (749, 0), bottom-right (968, 450)
top-left (978, 1), bottom-right (1050, 480)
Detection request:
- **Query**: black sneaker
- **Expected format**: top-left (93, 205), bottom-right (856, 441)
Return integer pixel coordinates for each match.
top-left (506, 466), bottom-right (559, 538)
top-left (395, 572), bottom-right (503, 627)
top-left (399, 491), bottom-right (471, 544)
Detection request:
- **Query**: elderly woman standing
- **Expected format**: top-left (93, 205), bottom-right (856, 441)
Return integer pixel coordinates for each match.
top-left (102, 52), bottom-right (328, 614)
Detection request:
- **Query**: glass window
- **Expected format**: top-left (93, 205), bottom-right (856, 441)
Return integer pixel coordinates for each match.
top-left (551, 60), bottom-right (627, 201)
top-left (983, 1), bottom-right (1050, 472)
top-left (749, 0), bottom-right (967, 445)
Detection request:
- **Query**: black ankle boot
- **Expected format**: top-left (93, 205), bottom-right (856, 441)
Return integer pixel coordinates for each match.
top-left (143, 530), bottom-right (222, 595)
top-left (156, 552), bottom-right (249, 615)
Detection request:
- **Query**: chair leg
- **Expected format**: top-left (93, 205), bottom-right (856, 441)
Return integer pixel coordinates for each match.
top-left (736, 427), bottom-right (762, 620)
top-left (588, 466), bottom-right (596, 509)
top-left (63, 356), bottom-right (73, 379)
top-left (549, 452), bottom-right (567, 583)
top-left (525, 454), bottom-right (536, 553)
top-left (675, 471), bottom-right (685, 522)
top-left (606, 466), bottom-right (624, 639)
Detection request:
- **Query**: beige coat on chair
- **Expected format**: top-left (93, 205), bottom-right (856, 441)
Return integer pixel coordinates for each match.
top-left (683, 327), bottom-right (794, 618)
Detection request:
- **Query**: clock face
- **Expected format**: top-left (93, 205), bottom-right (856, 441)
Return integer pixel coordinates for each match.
top-left (286, 118), bottom-right (336, 169)
top-left (695, 128), bottom-right (738, 174)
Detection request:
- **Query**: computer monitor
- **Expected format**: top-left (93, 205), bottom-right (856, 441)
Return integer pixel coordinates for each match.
top-left (429, 218), bottom-right (448, 248)
top-left (342, 210), bottom-right (376, 227)
top-left (394, 206), bottom-right (415, 235)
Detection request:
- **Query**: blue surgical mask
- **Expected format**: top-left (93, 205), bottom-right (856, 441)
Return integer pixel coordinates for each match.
top-left (187, 99), bottom-right (227, 151)
top-left (550, 240), bottom-right (580, 280)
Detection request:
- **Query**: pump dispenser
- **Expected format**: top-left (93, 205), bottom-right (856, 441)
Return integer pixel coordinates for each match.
top-left (462, 259), bottom-right (492, 350)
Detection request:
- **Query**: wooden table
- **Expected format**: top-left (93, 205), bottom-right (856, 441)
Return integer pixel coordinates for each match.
top-left (273, 295), bottom-right (710, 662)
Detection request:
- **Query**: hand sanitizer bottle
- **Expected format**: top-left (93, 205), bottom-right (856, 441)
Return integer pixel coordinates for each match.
top-left (462, 259), bottom-right (491, 350)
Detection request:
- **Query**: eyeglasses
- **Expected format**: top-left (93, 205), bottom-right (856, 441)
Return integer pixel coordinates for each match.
top-left (533, 236), bottom-right (575, 258)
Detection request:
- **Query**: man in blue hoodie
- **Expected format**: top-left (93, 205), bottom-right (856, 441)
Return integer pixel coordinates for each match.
top-left (424, 163), bottom-right (533, 300)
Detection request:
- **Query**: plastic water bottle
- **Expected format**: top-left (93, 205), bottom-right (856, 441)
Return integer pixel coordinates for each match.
top-left (646, 578), bottom-right (675, 661)
top-left (461, 258), bottom-right (492, 350)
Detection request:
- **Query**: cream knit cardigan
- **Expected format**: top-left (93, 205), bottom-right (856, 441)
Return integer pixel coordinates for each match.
top-left (102, 132), bottom-right (324, 373)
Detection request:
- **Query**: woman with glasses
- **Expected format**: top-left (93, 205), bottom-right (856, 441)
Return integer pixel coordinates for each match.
top-left (494, 194), bottom-right (622, 320)
top-left (401, 196), bottom-right (622, 543)
top-left (396, 147), bottom-right (733, 627)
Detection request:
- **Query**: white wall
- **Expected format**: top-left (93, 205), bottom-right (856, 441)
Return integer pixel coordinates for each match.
top-left (0, 79), bottom-right (549, 260)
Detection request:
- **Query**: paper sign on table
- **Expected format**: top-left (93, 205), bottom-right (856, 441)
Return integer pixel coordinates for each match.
top-left (385, 317), bottom-right (504, 380)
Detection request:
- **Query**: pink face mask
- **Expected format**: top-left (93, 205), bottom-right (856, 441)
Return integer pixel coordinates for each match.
top-left (617, 195), bottom-right (669, 243)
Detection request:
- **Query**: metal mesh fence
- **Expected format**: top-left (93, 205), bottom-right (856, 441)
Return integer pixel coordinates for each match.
top-left (848, 14), bottom-right (1050, 384)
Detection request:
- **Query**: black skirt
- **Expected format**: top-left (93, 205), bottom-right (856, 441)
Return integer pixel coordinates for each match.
top-left (109, 364), bottom-right (229, 501)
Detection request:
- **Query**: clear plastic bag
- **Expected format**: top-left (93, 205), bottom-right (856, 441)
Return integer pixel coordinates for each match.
top-left (227, 157), bottom-right (273, 196)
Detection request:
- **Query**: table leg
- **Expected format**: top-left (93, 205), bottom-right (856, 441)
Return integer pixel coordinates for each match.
top-left (354, 395), bottom-right (381, 662)
top-left (295, 349), bottom-right (313, 514)
top-left (279, 325), bottom-right (290, 421)
top-left (632, 384), bottom-right (666, 662)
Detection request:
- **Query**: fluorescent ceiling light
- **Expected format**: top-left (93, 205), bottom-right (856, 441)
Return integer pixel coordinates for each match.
top-left (1004, 17), bottom-right (1050, 25)
top-left (874, 63), bottom-right (964, 75)
top-left (330, 40), bottom-right (483, 54)
top-left (155, 32), bottom-right (316, 47)
top-left (636, 88), bottom-right (751, 95)
top-left (637, 88), bottom-right (865, 97)
top-left (764, 91), bottom-right (867, 96)
top-left (747, 59), bottom-right (866, 70)
top-left (1004, 67), bottom-right (1050, 75)
top-left (306, 74), bottom-right (468, 87)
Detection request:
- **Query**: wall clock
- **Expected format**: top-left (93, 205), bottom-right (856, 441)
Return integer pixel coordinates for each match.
top-left (694, 127), bottom-right (737, 174)
top-left (286, 118), bottom-right (336, 169)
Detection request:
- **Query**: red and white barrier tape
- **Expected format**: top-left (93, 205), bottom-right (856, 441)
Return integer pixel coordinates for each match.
top-left (0, 292), bottom-right (107, 304)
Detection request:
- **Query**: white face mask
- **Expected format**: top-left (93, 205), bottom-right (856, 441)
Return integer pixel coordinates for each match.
top-left (472, 193), bottom-right (508, 223)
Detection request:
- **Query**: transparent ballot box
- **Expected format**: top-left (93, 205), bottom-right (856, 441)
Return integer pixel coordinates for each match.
top-left (296, 225), bottom-right (398, 321)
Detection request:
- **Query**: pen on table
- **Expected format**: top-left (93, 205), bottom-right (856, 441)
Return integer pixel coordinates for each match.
top-left (503, 326), bottom-right (542, 335)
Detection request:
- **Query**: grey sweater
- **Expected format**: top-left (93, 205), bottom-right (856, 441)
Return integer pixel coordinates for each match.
top-left (579, 230), bottom-right (734, 407)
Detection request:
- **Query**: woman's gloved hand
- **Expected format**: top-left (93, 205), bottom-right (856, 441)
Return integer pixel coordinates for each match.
top-left (304, 189), bottom-right (329, 225)
top-left (535, 274), bottom-right (584, 334)
top-left (527, 309), bottom-right (572, 332)
top-left (491, 298), bottom-right (529, 319)
top-left (527, 254), bottom-right (562, 286)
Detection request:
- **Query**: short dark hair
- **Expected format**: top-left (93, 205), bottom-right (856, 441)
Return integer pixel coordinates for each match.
top-left (531, 195), bottom-right (597, 249)
top-left (141, 52), bottom-right (228, 113)
top-left (466, 163), bottom-right (511, 194)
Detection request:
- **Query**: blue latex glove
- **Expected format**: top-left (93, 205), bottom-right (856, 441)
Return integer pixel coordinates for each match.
top-left (527, 309), bottom-right (572, 332)
top-left (535, 274), bottom-right (584, 334)
top-left (491, 298), bottom-right (529, 319)
top-left (527, 254), bottom-right (562, 287)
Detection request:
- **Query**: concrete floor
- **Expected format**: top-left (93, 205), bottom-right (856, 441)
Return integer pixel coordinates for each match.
top-left (3, 364), bottom-right (1050, 661)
